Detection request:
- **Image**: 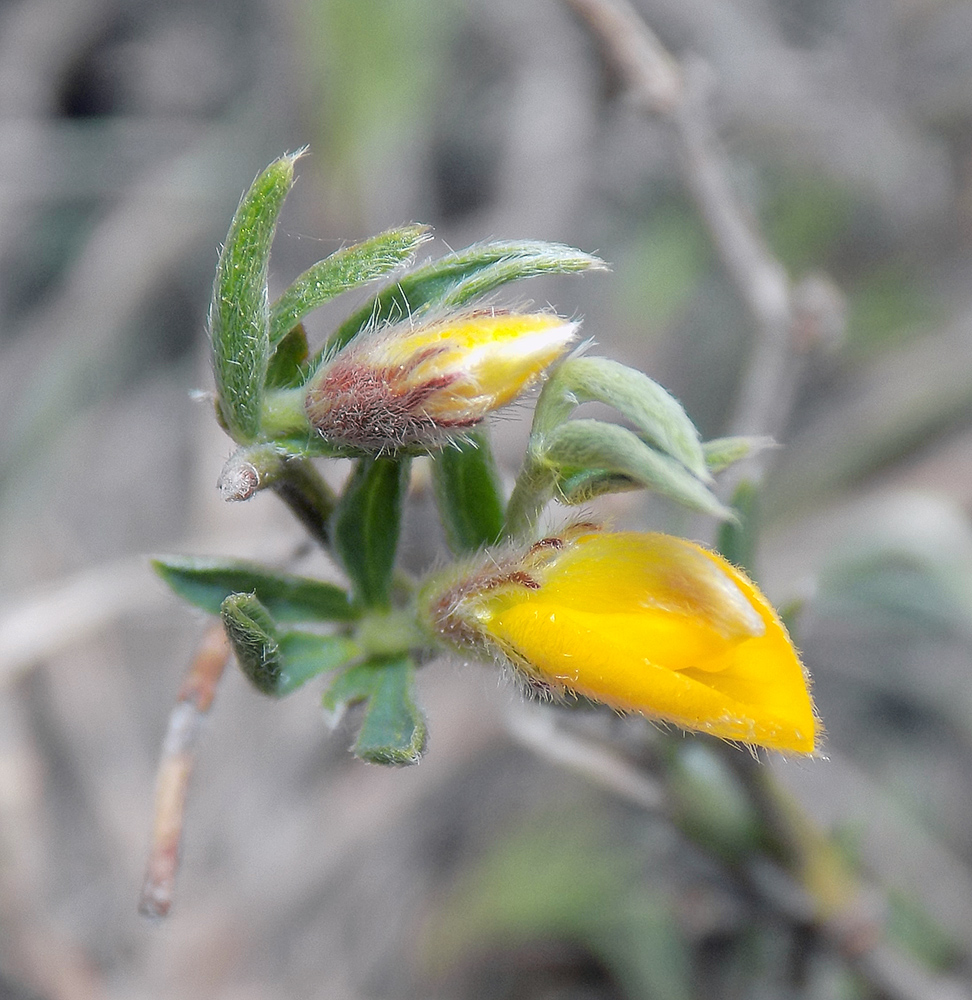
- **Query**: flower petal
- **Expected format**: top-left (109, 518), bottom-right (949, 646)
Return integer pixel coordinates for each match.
top-left (432, 529), bottom-right (819, 754)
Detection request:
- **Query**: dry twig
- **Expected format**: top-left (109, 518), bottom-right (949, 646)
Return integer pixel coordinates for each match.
top-left (139, 623), bottom-right (230, 919)
top-left (564, 0), bottom-right (844, 451)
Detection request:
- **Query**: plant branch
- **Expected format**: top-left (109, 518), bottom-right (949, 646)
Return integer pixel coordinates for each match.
top-left (563, 0), bottom-right (844, 456)
top-left (271, 458), bottom-right (337, 549)
top-left (139, 624), bottom-right (229, 919)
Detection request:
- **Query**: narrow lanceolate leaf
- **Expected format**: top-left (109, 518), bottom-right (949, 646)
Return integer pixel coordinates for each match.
top-left (431, 431), bottom-right (506, 553)
top-left (211, 152), bottom-right (301, 442)
top-left (321, 655), bottom-right (426, 765)
top-left (220, 593), bottom-right (282, 695)
top-left (153, 556), bottom-right (358, 622)
top-left (316, 240), bottom-right (606, 364)
top-left (275, 632), bottom-right (361, 695)
top-left (268, 225), bottom-right (431, 346)
top-left (703, 436), bottom-right (776, 475)
top-left (331, 456), bottom-right (411, 608)
top-left (534, 358), bottom-right (708, 480)
top-left (556, 467), bottom-right (640, 504)
top-left (542, 420), bottom-right (734, 521)
top-left (220, 594), bottom-right (360, 696)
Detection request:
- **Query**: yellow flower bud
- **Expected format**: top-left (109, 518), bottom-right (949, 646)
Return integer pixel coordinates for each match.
top-left (305, 311), bottom-right (578, 451)
top-left (426, 526), bottom-right (819, 754)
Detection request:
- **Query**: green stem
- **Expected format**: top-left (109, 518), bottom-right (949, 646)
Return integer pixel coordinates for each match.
top-left (355, 607), bottom-right (428, 658)
top-left (504, 453), bottom-right (557, 541)
top-left (271, 458), bottom-right (337, 549)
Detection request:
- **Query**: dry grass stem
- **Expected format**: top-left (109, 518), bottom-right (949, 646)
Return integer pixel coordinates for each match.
top-left (139, 623), bottom-right (230, 919)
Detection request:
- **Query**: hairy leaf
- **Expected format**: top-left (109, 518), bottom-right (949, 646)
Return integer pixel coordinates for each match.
top-left (315, 240), bottom-right (606, 365)
top-left (322, 655), bottom-right (426, 765)
top-left (542, 420), bottom-right (733, 520)
top-left (220, 593), bottom-right (282, 694)
top-left (211, 152), bottom-right (301, 442)
top-left (535, 357), bottom-right (708, 479)
top-left (431, 431), bottom-right (506, 553)
top-left (331, 456), bottom-right (411, 608)
top-left (269, 225), bottom-right (431, 347)
top-left (703, 436), bottom-right (775, 474)
top-left (153, 556), bottom-right (358, 622)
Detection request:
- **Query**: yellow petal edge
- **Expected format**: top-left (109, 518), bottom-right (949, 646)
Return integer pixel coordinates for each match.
top-left (431, 530), bottom-right (820, 754)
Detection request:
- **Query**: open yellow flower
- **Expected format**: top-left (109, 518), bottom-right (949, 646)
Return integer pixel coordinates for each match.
top-left (305, 311), bottom-right (578, 451)
top-left (426, 526), bottom-right (819, 754)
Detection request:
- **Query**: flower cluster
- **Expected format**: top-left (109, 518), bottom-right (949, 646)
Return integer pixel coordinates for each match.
top-left (160, 152), bottom-right (821, 767)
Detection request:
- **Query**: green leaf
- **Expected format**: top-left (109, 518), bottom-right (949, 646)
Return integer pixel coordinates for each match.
top-left (268, 225), bottom-right (431, 346)
top-left (220, 593), bottom-right (282, 695)
top-left (315, 240), bottom-right (606, 364)
top-left (535, 357), bottom-right (709, 480)
top-left (703, 435), bottom-right (775, 474)
top-left (542, 420), bottom-right (733, 520)
top-left (276, 631), bottom-right (361, 695)
top-left (332, 456), bottom-right (411, 608)
top-left (210, 152), bottom-right (302, 442)
top-left (153, 556), bottom-right (358, 622)
top-left (431, 431), bottom-right (506, 553)
top-left (220, 593), bottom-right (360, 696)
top-left (556, 467), bottom-right (640, 504)
top-left (265, 323), bottom-right (310, 389)
top-left (322, 655), bottom-right (426, 765)
top-left (717, 480), bottom-right (759, 575)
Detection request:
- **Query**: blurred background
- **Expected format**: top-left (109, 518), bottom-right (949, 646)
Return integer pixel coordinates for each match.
top-left (2, 0), bottom-right (972, 996)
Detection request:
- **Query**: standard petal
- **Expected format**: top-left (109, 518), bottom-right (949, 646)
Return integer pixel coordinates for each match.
top-left (432, 529), bottom-right (819, 754)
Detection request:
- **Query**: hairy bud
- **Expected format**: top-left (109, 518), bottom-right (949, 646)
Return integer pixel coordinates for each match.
top-left (304, 311), bottom-right (578, 452)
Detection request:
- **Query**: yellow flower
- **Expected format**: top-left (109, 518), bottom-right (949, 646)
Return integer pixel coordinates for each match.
top-left (426, 526), bottom-right (819, 754)
top-left (305, 311), bottom-right (578, 451)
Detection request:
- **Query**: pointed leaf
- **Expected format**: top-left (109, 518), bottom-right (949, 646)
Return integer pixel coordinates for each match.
top-left (153, 556), bottom-right (358, 622)
top-left (431, 431), bottom-right (506, 553)
top-left (276, 631), bottom-right (361, 695)
top-left (266, 323), bottom-right (310, 389)
top-left (556, 467), bottom-right (640, 504)
top-left (269, 225), bottom-right (431, 346)
top-left (355, 656), bottom-right (426, 764)
top-left (535, 357), bottom-right (708, 479)
top-left (220, 594), bottom-right (359, 696)
top-left (316, 240), bottom-right (606, 364)
top-left (331, 456), bottom-right (411, 608)
top-left (703, 436), bottom-right (776, 474)
top-left (220, 593), bottom-right (282, 695)
top-left (542, 420), bottom-right (733, 520)
top-left (322, 655), bottom-right (426, 765)
top-left (211, 152), bottom-right (302, 442)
